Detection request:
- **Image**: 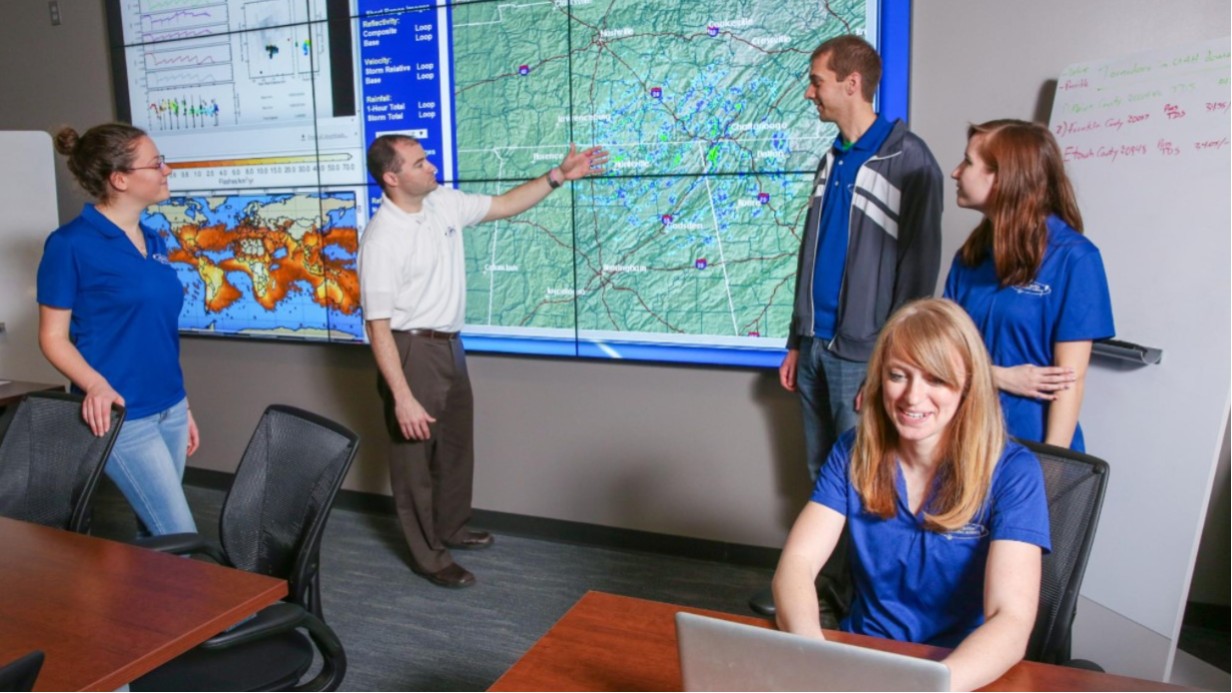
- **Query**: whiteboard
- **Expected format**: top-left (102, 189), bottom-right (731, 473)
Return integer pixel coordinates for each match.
top-left (0, 132), bottom-right (62, 383)
top-left (1048, 37), bottom-right (1230, 658)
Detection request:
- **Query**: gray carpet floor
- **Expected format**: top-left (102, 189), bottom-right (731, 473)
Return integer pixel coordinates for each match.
top-left (90, 481), bottom-right (774, 691)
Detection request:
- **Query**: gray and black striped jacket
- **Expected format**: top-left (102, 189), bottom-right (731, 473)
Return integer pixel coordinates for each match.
top-left (787, 119), bottom-right (944, 361)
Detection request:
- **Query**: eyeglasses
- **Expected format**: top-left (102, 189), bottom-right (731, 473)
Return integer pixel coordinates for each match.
top-left (124, 155), bottom-right (168, 171)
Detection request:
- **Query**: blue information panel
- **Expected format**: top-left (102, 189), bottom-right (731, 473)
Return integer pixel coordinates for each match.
top-left (358, 3), bottom-right (453, 211)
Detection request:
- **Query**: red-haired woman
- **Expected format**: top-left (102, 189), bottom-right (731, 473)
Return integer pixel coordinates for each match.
top-left (944, 119), bottom-right (1114, 451)
top-left (773, 298), bottom-right (1050, 691)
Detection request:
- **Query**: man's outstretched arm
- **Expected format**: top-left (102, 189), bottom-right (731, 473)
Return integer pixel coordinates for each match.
top-left (484, 143), bottom-right (609, 221)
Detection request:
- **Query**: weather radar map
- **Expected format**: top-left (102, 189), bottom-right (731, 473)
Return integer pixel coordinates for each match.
top-left (108, 0), bottom-right (896, 365)
top-left (450, 0), bottom-right (870, 361)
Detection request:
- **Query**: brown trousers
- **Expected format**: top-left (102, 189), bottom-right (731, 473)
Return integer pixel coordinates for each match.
top-left (378, 332), bottom-right (474, 573)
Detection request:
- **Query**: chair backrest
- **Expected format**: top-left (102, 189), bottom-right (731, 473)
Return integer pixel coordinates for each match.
top-left (0, 392), bottom-right (125, 532)
top-left (0, 650), bottom-right (43, 692)
top-left (218, 405), bottom-right (359, 614)
top-left (1019, 440), bottom-right (1110, 664)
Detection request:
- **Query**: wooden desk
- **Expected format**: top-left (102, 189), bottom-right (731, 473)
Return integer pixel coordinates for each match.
top-left (490, 591), bottom-right (1182, 692)
top-left (0, 380), bottom-right (64, 408)
top-left (0, 516), bottom-right (287, 691)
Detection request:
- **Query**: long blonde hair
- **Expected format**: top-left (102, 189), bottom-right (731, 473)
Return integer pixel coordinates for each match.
top-left (851, 298), bottom-right (1006, 531)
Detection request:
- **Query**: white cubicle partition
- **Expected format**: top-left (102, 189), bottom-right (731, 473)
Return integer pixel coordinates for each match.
top-left (0, 131), bottom-right (62, 382)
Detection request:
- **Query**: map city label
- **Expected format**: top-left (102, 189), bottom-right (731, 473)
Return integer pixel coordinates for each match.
top-left (603, 264), bottom-right (648, 273)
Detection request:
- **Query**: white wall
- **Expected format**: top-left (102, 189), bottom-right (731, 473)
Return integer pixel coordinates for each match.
top-left (172, 337), bottom-right (808, 545)
top-left (0, 1), bottom-right (114, 227)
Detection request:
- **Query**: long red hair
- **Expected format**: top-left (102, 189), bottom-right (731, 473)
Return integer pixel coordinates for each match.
top-left (957, 120), bottom-right (1083, 287)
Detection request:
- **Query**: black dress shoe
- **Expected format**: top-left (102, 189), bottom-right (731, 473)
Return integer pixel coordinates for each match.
top-left (445, 530), bottom-right (494, 550)
top-left (416, 563), bottom-right (476, 588)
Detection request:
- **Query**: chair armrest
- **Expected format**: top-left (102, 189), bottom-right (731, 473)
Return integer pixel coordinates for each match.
top-left (130, 532), bottom-right (205, 553)
top-left (131, 533), bottom-right (225, 563)
top-left (1063, 658), bottom-right (1105, 672)
top-left (201, 603), bottom-right (306, 649)
top-left (294, 609), bottom-right (347, 692)
top-left (200, 602), bottom-right (347, 691)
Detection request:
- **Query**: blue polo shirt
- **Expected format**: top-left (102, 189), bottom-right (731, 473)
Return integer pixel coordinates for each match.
top-left (943, 216), bottom-right (1115, 452)
top-left (812, 431), bottom-right (1051, 648)
top-left (812, 115), bottom-right (894, 340)
top-left (37, 204), bottom-right (186, 419)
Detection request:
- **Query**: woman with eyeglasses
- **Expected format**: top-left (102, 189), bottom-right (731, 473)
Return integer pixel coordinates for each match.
top-left (773, 298), bottom-right (1050, 692)
top-left (37, 122), bottom-right (198, 536)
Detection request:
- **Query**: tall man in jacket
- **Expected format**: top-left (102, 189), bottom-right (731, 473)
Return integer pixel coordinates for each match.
top-left (783, 33), bottom-right (943, 481)
top-left (763, 34), bottom-right (943, 619)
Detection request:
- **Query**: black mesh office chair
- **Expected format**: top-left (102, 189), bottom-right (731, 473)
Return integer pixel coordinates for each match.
top-left (0, 650), bottom-right (43, 692)
top-left (1019, 439), bottom-right (1110, 668)
top-left (0, 391), bottom-right (124, 533)
top-left (131, 405), bottom-right (359, 692)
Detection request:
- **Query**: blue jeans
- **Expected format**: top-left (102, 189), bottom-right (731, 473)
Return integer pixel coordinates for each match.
top-left (105, 397), bottom-right (197, 535)
top-left (796, 337), bottom-right (867, 482)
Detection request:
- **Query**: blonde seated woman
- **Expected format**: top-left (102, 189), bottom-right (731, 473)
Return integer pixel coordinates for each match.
top-left (772, 298), bottom-right (1050, 692)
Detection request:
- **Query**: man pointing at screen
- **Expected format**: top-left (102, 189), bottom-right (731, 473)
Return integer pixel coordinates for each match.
top-left (359, 135), bottom-right (607, 588)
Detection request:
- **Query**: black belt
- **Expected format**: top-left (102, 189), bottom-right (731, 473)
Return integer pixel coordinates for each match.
top-left (402, 329), bottom-right (459, 340)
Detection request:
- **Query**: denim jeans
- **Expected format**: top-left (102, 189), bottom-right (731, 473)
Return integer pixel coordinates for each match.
top-left (796, 336), bottom-right (867, 482)
top-left (105, 397), bottom-right (197, 535)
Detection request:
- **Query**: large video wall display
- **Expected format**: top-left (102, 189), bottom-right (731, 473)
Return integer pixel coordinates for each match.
top-left (108, 0), bottom-right (907, 366)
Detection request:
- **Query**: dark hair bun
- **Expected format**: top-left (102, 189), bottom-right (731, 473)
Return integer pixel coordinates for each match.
top-left (54, 127), bottom-right (80, 156)
top-left (53, 122), bottom-right (146, 202)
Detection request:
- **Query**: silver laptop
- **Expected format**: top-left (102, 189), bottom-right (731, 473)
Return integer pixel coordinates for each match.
top-left (676, 612), bottom-right (950, 692)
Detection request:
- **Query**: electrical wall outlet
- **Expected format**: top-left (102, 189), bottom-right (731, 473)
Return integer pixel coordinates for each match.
top-left (49, 0), bottom-right (61, 26)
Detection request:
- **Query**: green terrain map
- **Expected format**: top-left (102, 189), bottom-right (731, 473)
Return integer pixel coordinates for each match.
top-left (450, 0), bottom-right (867, 343)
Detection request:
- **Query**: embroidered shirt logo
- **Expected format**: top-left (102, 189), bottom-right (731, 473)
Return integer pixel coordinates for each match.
top-left (1012, 281), bottom-right (1051, 297)
top-left (944, 523), bottom-right (988, 541)
top-left (445, 225), bottom-right (458, 237)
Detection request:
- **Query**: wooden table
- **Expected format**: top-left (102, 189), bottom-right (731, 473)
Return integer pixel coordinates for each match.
top-left (490, 591), bottom-right (1183, 692)
top-left (0, 516), bottom-right (287, 691)
top-left (0, 380), bottom-right (63, 408)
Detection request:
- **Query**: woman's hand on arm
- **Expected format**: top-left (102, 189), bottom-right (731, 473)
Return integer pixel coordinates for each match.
top-left (771, 502), bottom-right (846, 639)
top-left (38, 305), bottom-right (124, 436)
top-left (991, 364), bottom-right (1075, 401)
top-left (1044, 340), bottom-right (1093, 448)
top-left (941, 540), bottom-right (1041, 692)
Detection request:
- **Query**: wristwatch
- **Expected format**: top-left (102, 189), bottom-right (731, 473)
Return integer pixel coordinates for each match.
top-left (547, 167), bottom-right (563, 189)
